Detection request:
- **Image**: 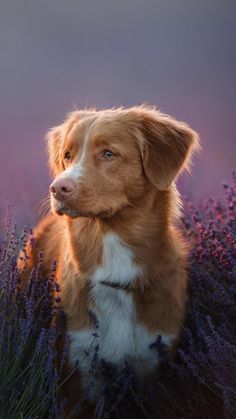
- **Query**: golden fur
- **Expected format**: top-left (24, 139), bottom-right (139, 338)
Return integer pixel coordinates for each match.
top-left (20, 105), bottom-right (200, 415)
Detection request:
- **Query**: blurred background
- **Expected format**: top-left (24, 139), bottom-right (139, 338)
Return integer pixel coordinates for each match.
top-left (0, 0), bottom-right (235, 224)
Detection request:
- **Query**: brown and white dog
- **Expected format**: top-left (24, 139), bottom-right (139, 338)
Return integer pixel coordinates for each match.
top-left (22, 105), bottom-right (199, 406)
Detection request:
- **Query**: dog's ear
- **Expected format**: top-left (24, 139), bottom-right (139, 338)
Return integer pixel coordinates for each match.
top-left (46, 112), bottom-right (79, 176)
top-left (138, 109), bottom-right (200, 190)
top-left (46, 109), bottom-right (97, 176)
top-left (46, 125), bottom-right (64, 176)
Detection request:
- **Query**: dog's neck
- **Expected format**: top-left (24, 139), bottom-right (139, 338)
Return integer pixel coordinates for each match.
top-left (59, 185), bottom-right (186, 331)
top-left (65, 186), bottom-right (180, 278)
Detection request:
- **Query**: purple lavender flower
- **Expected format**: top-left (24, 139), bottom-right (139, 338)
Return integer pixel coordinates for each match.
top-left (0, 172), bottom-right (236, 418)
top-left (0, 218), bottom-right (66, 418)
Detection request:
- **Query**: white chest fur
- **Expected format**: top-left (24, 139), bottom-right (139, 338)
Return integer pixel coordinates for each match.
top-left (91, 232), bottom-right (142, 286)
top-left (68, 233), bottom-right (173, 398)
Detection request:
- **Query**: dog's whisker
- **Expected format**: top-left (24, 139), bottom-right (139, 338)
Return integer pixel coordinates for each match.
top-left (40, 204), bottom-right (51, 217)
top-left (38, 195), bottom-right (51, 216)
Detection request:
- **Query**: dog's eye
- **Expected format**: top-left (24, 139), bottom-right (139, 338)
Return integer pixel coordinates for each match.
top-left (64, 151), bottom-right (71, 161)
top-left (102, 150), bottom-right (114, 159)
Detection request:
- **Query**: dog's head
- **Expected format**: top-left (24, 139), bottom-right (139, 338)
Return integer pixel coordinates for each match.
top-left (47, 106), bottom-right (200, 218)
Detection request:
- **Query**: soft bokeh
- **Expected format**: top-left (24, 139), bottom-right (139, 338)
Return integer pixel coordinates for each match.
top-left (0, 0), bottom-right (235, 224)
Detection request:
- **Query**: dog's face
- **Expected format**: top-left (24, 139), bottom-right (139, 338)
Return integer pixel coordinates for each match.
top-left (47, 107), bottom-right (199, 218)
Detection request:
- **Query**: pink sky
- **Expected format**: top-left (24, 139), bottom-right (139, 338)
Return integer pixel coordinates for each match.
top-left (0, 1), bottom-right (235, 224)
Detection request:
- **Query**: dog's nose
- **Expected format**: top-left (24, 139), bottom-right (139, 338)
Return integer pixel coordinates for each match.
top-left (50, 179), bottom-right (75, 199)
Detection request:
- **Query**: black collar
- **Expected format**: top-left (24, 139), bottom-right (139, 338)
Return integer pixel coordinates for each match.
top-left (100, 280), bottom-right (131, 291)
top-left (100, 279), bottom-right (149, 292)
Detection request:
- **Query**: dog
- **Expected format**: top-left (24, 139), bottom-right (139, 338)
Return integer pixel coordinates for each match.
top-left (20, 105), bottom-right (199, 413)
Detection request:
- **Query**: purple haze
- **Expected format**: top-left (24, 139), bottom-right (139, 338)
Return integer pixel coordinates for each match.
top-left (0, 1), bottom-right (235, 224)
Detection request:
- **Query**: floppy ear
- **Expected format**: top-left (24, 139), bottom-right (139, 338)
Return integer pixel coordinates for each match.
top-left (46, 109), bottom-right (97, 176)
top-left (46, 114), bottom-right (77, 176)
top-left (46, 125), bottom-right (64, 176)
top-left (139, 110), bottom-right (200, 190)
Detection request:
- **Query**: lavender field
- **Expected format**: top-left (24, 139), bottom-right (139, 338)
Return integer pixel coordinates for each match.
top-left (0, 173), bottom-right (235, 419)
top-left (1, 2), bottom-right (236, 416)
